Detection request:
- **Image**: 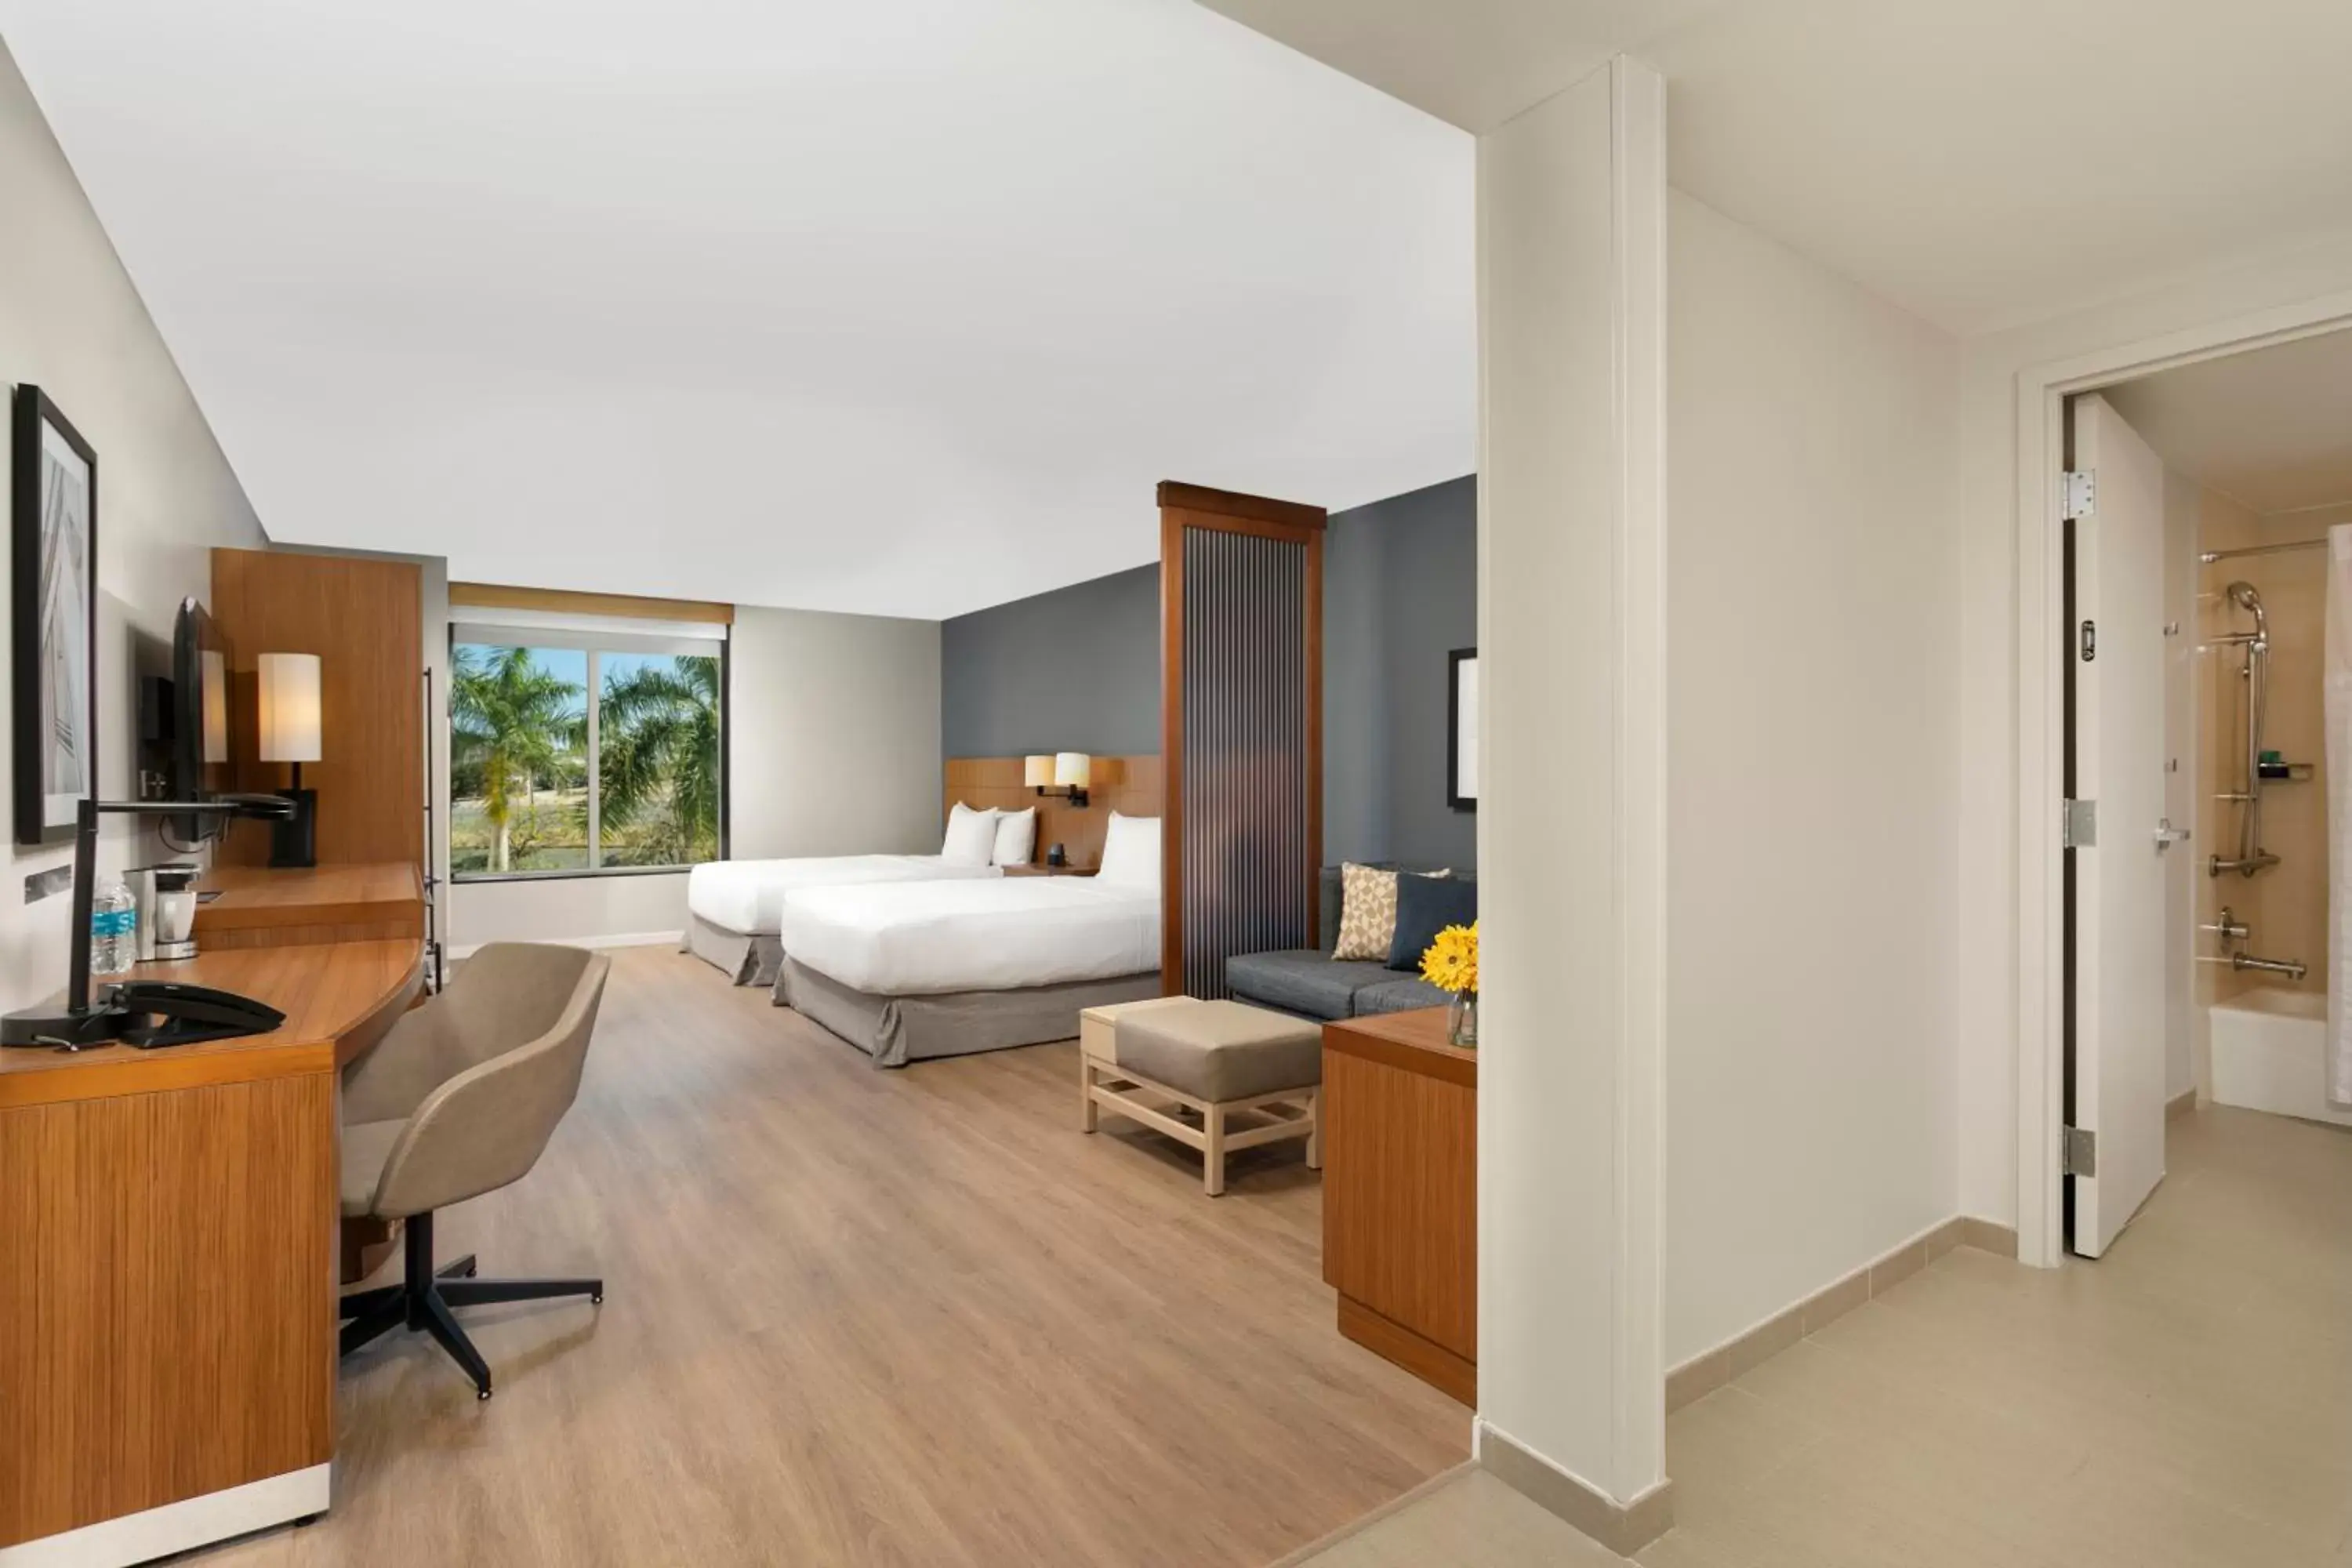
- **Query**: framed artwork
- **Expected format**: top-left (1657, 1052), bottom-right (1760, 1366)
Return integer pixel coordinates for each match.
top-left (1447, 646), bottom-right (1477, 812)
top-left (13, 386), bottom-right (98, 846)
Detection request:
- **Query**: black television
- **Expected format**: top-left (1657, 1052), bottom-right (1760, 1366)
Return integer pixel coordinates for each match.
top-left (172, 597), bottom-right (233, 836)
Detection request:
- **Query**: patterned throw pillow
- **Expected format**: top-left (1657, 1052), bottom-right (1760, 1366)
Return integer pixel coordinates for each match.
top-left (1331, 862), bottom-right (1450, 961)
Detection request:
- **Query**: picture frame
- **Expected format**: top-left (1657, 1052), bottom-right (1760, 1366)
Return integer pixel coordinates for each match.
top-left (1447, 646), bottom-right (1477, 812)
top-left (13, 386), bottom-right (99, 847)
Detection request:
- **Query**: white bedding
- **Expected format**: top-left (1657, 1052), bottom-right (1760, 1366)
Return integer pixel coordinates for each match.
top-left (777, 877), bottom-right (1160, 996)
top-left (687, 855), bottom-right (1001, 935)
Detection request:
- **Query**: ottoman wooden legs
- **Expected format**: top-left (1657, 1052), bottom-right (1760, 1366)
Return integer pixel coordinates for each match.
top-left (1079, 1051), bottom-right (1319, 1196)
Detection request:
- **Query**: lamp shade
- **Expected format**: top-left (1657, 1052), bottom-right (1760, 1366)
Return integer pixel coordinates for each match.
top-left (1023, 754), bottom-right (1054, 788)
top-left (256, 653), bottom-right (323, 764)
top-left (1053, 752), bottom-right (1091, 789)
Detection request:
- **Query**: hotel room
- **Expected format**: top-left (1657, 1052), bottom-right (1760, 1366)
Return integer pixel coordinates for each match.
top-left (13, 3), bottom-right (2352, 1567)
top-left (0, 11), bottom-right (1485, 1565)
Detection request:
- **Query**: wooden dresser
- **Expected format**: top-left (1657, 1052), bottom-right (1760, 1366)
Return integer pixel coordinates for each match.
top-left (0, 871), bottom-right (423, 1563)
top-left (1321, 1007), bottom-right (1477, 1405)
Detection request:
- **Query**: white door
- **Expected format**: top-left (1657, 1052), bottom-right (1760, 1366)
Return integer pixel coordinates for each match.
top-left (2070, 393), bottom-right (2172, 1258)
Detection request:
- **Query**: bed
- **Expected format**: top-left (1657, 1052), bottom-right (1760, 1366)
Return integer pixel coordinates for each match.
top-left (774, 815), bottom-right (1163, 1067)
top-left (684, 854), bottom-right (1002, 985)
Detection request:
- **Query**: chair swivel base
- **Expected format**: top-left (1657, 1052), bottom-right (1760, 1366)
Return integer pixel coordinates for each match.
top-left (338, 1209), bottom-right (601, 1400)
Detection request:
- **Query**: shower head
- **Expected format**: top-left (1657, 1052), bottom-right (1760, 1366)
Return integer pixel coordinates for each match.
top-left (2227, 580), bottom-right (2267, 636)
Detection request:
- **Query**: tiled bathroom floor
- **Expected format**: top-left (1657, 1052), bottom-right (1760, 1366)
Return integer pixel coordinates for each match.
top-left (1291, 1104), bottom-right (2352, 1567)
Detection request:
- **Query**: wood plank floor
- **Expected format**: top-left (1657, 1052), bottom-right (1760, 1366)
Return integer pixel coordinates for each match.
top-left (189, 947), bottom-right (1468, 1567)
top-left (1290, 1102), bottom-right (2352, 1567)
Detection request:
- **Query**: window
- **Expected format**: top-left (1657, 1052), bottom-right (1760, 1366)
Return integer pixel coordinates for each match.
top-left (450, 623), bottom-right (724, 880)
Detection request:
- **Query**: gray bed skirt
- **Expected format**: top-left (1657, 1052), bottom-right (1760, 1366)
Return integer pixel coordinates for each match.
top-left (775, 957), bottom-right (1161, 1069)
top-left (684, 913), bottom-right (784, 988)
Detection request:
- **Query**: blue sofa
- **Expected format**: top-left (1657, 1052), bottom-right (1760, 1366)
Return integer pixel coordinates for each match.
top-left (1225, 864), bottom-right (1472, 1022)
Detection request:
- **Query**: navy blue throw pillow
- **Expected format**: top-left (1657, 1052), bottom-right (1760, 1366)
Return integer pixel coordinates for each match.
top-left (1387, 873), bottom-right (1478, 972)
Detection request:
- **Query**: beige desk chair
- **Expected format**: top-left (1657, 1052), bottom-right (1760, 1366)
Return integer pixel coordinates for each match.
top-left (337, 942), bottom-right (610, 1400)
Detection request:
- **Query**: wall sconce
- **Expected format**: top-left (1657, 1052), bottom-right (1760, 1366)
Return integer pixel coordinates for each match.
top-left (256, 652), bottom-right (322, 867)
top-left (1025, 752), bottom-right (1091, 808)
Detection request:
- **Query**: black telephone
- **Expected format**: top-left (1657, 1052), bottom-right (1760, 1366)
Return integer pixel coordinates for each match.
top-left (103, 982), bottom-right (287, 1049)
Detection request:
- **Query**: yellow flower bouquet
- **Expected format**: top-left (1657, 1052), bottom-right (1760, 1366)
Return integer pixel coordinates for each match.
top-left (1420, 922), bottom-right (1478, 1046)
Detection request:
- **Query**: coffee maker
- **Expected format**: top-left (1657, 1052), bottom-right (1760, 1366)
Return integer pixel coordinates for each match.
top-left (129, 862), bottom-right (203, 962)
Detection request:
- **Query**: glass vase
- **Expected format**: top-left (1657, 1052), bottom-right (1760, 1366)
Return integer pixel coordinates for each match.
top-left (1447, 990), bottom-right (1478, 1048)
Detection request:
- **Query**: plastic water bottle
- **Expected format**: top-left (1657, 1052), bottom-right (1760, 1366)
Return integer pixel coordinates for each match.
top-left (90, 877), bottom-right (137, 978)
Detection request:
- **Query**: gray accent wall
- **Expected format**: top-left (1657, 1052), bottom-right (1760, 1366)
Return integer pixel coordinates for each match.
top-left (937, 474), bottom-right (1476, 873)
top-left (1324, 474), bottom-right (1477, 870)
top-left (941, 564), bottom-right (1160, 757)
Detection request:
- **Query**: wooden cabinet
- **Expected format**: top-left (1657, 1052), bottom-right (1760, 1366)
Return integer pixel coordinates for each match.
top-left (0, 935), bottom-right (423, 1555)
top-left (1321, 1007), bottom-right (1476, 1405)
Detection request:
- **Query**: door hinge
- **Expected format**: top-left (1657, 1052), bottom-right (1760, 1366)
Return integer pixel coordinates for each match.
top-left (2062, 798), bottom-right (2097, 849)
top-left (2062, 468), bottom-right (2096, 521)
top-left (2061, 1125), bottom-right (2097, 1178)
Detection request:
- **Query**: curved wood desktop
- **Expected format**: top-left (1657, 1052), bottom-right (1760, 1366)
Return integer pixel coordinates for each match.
top-left (0, 925), bottom-right (423, 1558)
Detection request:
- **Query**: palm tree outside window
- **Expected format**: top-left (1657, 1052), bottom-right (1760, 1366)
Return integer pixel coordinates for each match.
top-left (450, 629), bottom-right (723, 878)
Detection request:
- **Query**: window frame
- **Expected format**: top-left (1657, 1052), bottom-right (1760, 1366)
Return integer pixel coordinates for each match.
top-left (447, 619), bottom-right (728, 883)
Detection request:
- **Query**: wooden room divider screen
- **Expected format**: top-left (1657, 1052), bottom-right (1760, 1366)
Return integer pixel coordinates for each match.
top-left (1159, 481), bottom-right (1325, 998)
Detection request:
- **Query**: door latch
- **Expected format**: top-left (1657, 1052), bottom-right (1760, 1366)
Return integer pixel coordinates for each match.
top-left (2154, 818), bottom-right (2190, 850)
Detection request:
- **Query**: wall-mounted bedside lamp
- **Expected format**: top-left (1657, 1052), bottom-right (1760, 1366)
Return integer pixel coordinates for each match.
top-left (1025, 752), bottom-right (1091, 808)
top-left (257, 652), bottom-right (322, 868)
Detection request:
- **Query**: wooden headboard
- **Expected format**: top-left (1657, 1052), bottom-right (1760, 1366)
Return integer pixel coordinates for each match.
top-left (942, 756), bottom-right (1163, 870)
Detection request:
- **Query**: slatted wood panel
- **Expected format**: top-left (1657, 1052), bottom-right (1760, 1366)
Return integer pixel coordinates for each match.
top-left (942, 755), bottom-right (1163, 869)
top-left (1160, 483), bottom-right (1324, 999)
top-left (0, 1073), bottom-right (337, 1548)
top-left (210, 548), bottom-right (423, 868)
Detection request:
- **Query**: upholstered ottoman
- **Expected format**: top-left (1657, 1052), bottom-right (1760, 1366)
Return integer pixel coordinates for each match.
top-left (1078, 997), bottom-right (1322, 1196)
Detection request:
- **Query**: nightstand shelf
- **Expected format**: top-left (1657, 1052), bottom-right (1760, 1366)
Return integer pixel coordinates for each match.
top-left (1004, 863), bottom-right (1098, 877)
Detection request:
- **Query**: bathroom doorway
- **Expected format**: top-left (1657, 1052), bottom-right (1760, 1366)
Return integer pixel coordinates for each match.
top-left (2062, 323), bottom-right (2352, 1258)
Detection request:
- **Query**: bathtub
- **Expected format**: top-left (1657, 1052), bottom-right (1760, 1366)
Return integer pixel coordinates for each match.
top-left (2208, 986), bottom-right (2352, 1128)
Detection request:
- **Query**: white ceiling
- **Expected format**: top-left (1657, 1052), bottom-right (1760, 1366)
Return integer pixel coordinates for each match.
top-left (1197, 0), bottom-right (2352, 336)
top-left (2106, 327), bottom-right (2352, 516)
top-left (0, 0), bottom-right (1475, 619)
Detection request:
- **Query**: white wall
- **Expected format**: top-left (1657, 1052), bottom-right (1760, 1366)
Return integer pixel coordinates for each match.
top-left (445, 600), bottom-right (940, 946)
top-left (1663, 192), bottom-right (1962, 1366)
top-left (449, 871), bottom-right (688, 951)
top-left (0, 39), bottom-right (267, 1012)
top-left (1476, 56), bottom-right (1667, 1508)
top-left (728, 603), bottom-right (941, 858)
top-left (1955, 233), bottom-right (2352, 1228)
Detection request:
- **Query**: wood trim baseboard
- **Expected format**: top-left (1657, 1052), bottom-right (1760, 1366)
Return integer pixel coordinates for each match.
top-left (2167, 1087), bottom-right (2198, 1120)
top-left (449, 581), bottom-right (735, 626)
top-left (1664, 1215), bottom-right (2017, 1414)
top-left (1476, 1421), bottom-right (1675, 1557)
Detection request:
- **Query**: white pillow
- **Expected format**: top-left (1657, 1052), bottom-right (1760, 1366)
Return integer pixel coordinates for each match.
top-left (992, 807), bottom-right (1036, 867)
top-left (941, 802), bottom-right (1000, 866)
top-left (1095, 812), bottom-right (1160, 889)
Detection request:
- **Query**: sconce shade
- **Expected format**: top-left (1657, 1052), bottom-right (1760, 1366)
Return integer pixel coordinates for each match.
top-left (1054, 752), bottom-right (1091, 789)
top-left (1023, 754), bottom-right (1054, 788)
top-left (256, 653), bottom-right (323, 764)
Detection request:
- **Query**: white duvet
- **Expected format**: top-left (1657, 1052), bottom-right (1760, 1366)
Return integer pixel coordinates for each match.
top-left (777, 877), bottom-right (1160, 996)
top-left (687, 855), bottom-right (1000, 935)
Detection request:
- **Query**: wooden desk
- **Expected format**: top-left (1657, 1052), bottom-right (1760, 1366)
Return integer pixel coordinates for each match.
top-left (1321, 1007), bottom-right (1477, 1406)
top-left (195, 860), bottom-right (425, 949)
top-left (0, 934), bottom-right (423, 1560)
